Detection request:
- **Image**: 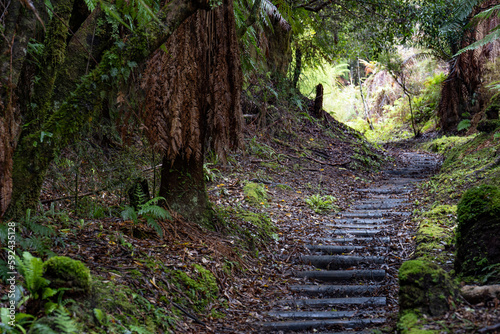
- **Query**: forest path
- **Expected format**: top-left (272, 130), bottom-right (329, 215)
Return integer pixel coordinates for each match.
top-left (256, 151), bottom-right (440, 333)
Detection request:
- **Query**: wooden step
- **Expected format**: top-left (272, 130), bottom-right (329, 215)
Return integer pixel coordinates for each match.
top-left (301, 255), bottom-right (386, 269)
top-left (331, 229), bottom-right (385, 236)
top-left (317, 237), bottom-right (391, 244)
top-left (289, 284), bottom-right (381, 296)
top-left (306, 245), bottom-right (388, 254)
top-left (323, 224), bottom-right (389, 229)
top-left (258, 318), bottom-right (386, 331)
top-left (339, 211), bottom-right (410, 219)
top-left (278, 297), bottom-right (386, 307)
top-left (267, 310), bottom-right (380, 319)
top-left (297, 270), bottom-right (386, 282)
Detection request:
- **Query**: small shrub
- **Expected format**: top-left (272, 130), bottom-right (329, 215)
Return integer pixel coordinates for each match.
top-left (305, 194), bottom-right (339, 214)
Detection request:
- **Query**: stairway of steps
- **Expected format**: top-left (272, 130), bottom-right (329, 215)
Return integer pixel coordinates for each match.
top-left (257, 152), bottom-right (440, 333)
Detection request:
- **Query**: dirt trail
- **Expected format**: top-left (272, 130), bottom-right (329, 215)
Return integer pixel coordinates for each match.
top-left (256, 151), bottom-right (441, 333)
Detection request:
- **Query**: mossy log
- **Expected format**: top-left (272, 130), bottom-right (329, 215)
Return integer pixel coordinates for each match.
top-left (455, 185), bottom-right (500, 278)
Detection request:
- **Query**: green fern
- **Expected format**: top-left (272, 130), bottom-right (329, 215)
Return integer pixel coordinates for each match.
top-left (29, 308), bottom-right (78, 333)
top-left (128, 325), bottom-right (154, 334)
top-left (121, 206), bottom-right (139, 223)
top-left (457, 119), bottom-right (471, 131)
top-left (121, 197), bottom-right (170, 237)
top-left (83, 0), bottom-right (97, 12)
top-left (305, 194), bottom-right (339, 214)
top-left (16, 252), bottom-right (49, 299)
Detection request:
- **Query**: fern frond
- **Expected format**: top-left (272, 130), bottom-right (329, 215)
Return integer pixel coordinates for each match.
top-left (0, 260), bottom-right (10, 282)
top-left (259, 0), bottom-right (291, 31)
top-left (83, 0), bottom-right (97, 12)
top-left (121, 206), bottom-right (138, 223)
top-left (16, 252), bottom-right (49, 297)
top-left (456, 26), bottom-right (500, 56)
top-left (25, 221), bottom-right (55, 237)
top-left (141, 196), bottom-right (166, 208)
top-left (453, 0), bottom-right (483, 22)
top-left (29, 322), bottom-right (59, 334)
top-left (128, 324), bottom-right (154, 334)
top-left (467, 4), bottom-right (500, 27)
top-left (139, 205), bottom-right (170, 220)
top-left (145, 217), bottom-right (163, 237)
top-left (24, 236), bottom-right (50, 255)
top-left (0, 224), bottom-right (7, 244)
top-left (52, 308), bottom-right (78, 333)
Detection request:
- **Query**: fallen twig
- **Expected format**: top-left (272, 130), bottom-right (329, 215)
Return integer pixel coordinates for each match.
top-left (478, 322), bottom-right (500, 333)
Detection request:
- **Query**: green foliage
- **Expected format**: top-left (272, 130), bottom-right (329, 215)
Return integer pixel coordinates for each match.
top-left (455, 3), bottom-right (500, 56)
top-left (43, 256), bottom-right (91, 292)
top-left (422, 135), bottom-right (475, 154)
top-left (457, 119), bottom-right (471, 132)
top-left (203, 162), bottom-right (221, 182)
top-left (172, 264), bottom-right (219, 313)
top-left (457, 184), bottom-right (500, 224)
top-left (99, 0), bottom-right (161, 32)
top-left (305, 194), bottom-right (339, 214)
top-left (243, 182), bottom-right (268, 206)
top-left (28, 307), bottom-right (79, 334)
top-left (299, 62), bottom-right (356, 120)
top-left (16, 252), bottom-right (50, 300)
top-left (121, 197), bottom-right (170, 237)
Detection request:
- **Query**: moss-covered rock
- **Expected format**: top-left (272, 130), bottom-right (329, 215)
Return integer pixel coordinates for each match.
top-left (399, 260), bottom-right (458, 316)
top-left (455, 185), bottom-right (500, 277)
top-left (43, 256), bottom-right (91, 293)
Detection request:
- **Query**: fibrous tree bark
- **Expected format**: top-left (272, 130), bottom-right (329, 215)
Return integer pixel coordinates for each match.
top-left (141, 0), bottom-right (242, 224)
top-left (438, 0), bottom-right (500, 132)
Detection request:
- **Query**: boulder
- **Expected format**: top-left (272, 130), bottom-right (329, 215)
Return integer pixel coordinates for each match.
top-left (455, 185), bottom-right (500, 278)
top-left (399, 260), bottom-right (458, 316)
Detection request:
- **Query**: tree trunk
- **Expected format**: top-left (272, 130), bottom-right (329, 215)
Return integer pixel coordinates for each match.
top-left (160, 151), bottom-right (211, 224)
top-left (144, 0), bottom-right (242, 225)
top-left (313, 83), bottom-right (323, 117)
top-left (437, 1), bottom-right (500, 133)
top-left (263, 17), bottom-right (292, 76)
top-left (357, 59), bottom-right (374, 130)
top-left (0, 2), bottom-right (38, 216)
top-left (292, 47), bottom-right (302, 89)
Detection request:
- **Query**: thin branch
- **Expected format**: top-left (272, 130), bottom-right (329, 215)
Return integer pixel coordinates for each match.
top-left (43, 2), bottom-right (99, 65)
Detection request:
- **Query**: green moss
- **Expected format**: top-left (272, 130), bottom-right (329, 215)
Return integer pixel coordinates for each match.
top-left (243, 182), bottom-right (269, 207)
top-left (399, 260), bottom-right (458, 316)
top-left (275, 184), bottom-right (293, 191)
top-left (423, 205), bottom-right (456, 218)
top-left (422, 135), bottom-right (475, 155)
top-left (172, 264), bottom-right (220, 313)
top-left (398, 310), bottom-right (439, 334)
top-left (68, 279), bottom-right (173, 333)
top-left (43, 256), bottom-right (91, 292)
top-left (455, 184), bottom-right (500, 277)
top-left (477, 120), bottom-right (500, 133)
top-left (457, 185), bottom-right (500, 224)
